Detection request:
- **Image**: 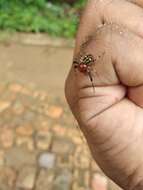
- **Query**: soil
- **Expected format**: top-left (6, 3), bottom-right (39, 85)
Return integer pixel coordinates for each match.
top-left (0, 42), bottom-right (73, 99)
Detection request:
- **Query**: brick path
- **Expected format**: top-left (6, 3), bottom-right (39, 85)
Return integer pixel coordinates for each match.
top-left (0, 82), bottom-right (121, 190)
top-left (0, 38), bottom-right (122, 190)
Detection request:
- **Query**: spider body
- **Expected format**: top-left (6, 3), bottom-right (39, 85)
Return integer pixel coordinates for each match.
top-left (73, 54), bottom-right (95, 74)
top-left (73, 52), bottom-right (105, 89)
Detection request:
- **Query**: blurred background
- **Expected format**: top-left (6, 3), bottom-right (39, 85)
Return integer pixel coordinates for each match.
top-left (0, 0), bottom-right (121, 190)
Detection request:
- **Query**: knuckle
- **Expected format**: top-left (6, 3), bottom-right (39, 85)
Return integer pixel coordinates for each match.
top-left (94, 24), bottom-right (113, 44)
top-left (94, 23), bottom-right (123, 44)
top-left (88, 0), bottom-right (115, 13)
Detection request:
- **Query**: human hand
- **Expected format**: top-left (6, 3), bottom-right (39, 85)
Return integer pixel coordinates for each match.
top-left (65, 0), bottom-right (143, 189)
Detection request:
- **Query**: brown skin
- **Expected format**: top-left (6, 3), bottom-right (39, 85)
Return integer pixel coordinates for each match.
top-left (65, 0), bottom-right (143, 189)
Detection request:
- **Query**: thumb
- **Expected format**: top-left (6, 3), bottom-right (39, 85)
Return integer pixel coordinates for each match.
top-left (128, 86), bottom-right (143, 108)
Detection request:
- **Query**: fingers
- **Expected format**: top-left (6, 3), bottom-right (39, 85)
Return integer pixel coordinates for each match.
top-left (129, 0), bottom-right (143, 7)
top-left (128, 86), bottom-right (143, 107)
top-left (75, 0), bottom-right (143, 53)
top-left (74, 24), bottom-right (143, 89)
top-left (68, 24), bottom-right (143, 123)
top-left (78, 85), bottom-right (126, 123)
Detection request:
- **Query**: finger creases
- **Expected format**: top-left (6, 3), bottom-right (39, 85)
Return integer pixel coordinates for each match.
top-left (73, 24), bottom-right (143, 121)
top-left (129, 0), bottom-right (143, 7)
top-left (128, 86), bottom-right (143, 108)
top-left (78, 85), bottom-right (126, 124)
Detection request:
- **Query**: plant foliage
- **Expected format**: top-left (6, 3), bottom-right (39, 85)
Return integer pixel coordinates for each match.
top-left (0, 0), bottom-right (86, 38)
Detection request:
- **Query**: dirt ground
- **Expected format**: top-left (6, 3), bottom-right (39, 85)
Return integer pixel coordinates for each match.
top-left (0, 42), bottom-right (72, 98)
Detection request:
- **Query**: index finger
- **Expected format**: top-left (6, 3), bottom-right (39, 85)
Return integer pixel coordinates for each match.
top-left (75, 0), bottom-right (143, 53)
top-left (129, 0), bottom-right (143, 7)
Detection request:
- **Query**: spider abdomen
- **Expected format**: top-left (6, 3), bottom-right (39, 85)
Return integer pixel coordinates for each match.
top-left (73, 54), bottom-right (94, 74)
top-left (78, 63), bottom-right (88, 73)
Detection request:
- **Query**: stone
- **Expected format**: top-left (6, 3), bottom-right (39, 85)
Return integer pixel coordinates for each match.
top-left (1, 89), bottom-right (17, 102)
top-left (33, 90), bottom-right (47, 101)
top-left (53, 168), bottom-right (72, 190)
top-left (74, 146), bottom-right (91, 169)
top-left (0, 112), bottom-right (12, 126)
top-left (16, 124), bottom-right (34, 136)
top-left (52, 124), bottom-right (66, 136)
top-left (16, 136), bottom-right (34, 151)
top-left (36, 123), bottom-right (49, 134)
top-left (0, 127), bottom-right (14, 148)
top-left (16, 93), bottom-right (37, 110)
top-left (20, 86), bottom-right (32, 96)
top-left (5, 147), bottom-right (37, 169)
top-left (0, 83), bottom-right (6, 95)
top-left (73, 169), bottom-right (90, 188)
top-left (11, 115), bottom-right (24, 127)
top-left (0, 101), bottom-right (11, 113)
top-left (91, 173), bottom-right (108, 190)
top-left (72, 182), bottom-right (88, 190)
top-left (66, 127), bottom-right (83, 144)
top-left (34, 103), bottom-right (48, 115)
top-left (0, 150), bottom-right (5, 166)
top-left (84, 170), bottom-right (91, 188)
top-left (0, 184), bottom-right (9, 190)
top-left (34, 116), bottom-right (50, 132)
top-left (36, 131), bottom-right (52, 150)
top-left (12, 100), bottom-right (25, 115)
top-left (0, 167), bottom-right (17, 188)
top-left (38, 152), bottom-right (56, 169)
top-left (9, 83), bottom-right (23, 93)
top-left (36, 169), bottom-right (55, 190)
top-left (46, 106), bottom-right (63, 118)
top-left (56, 155), bottom-right (73, 169)
top-left (23, 110), bottom-right (36, 122)
top-left (21, 87), bottom-right (32, 96)
top-left (52, 137), bottom-right (75, 155)
top-left (16, 165), bottom-right (36, 189)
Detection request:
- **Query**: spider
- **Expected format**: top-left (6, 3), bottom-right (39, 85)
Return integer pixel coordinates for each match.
top-left (73, 51), bottom-right (105, 87)
top-left (73, 54), bottom-right (96, 89)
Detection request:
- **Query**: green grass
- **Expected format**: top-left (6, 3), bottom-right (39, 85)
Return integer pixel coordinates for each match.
top-left (0, 0), bottom-right (86, 38)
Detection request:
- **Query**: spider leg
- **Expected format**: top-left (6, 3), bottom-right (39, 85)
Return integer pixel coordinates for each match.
top-left (87, 69), bottom-right (95, 93)
top-left (73, 60), bottom-right (79, 72)
top-left (73, 66), bottom-right (78, 77)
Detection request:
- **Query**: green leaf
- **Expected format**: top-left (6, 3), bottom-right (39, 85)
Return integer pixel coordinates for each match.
top-left (0, 0), bottom-right (86, 38)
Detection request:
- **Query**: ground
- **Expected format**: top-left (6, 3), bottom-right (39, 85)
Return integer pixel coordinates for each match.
top-left (0, 34), bottom-right (121, 190)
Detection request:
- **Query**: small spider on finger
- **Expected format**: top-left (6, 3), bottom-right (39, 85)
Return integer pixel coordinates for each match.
top-left (73, 52), bottom-right (104, 90)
